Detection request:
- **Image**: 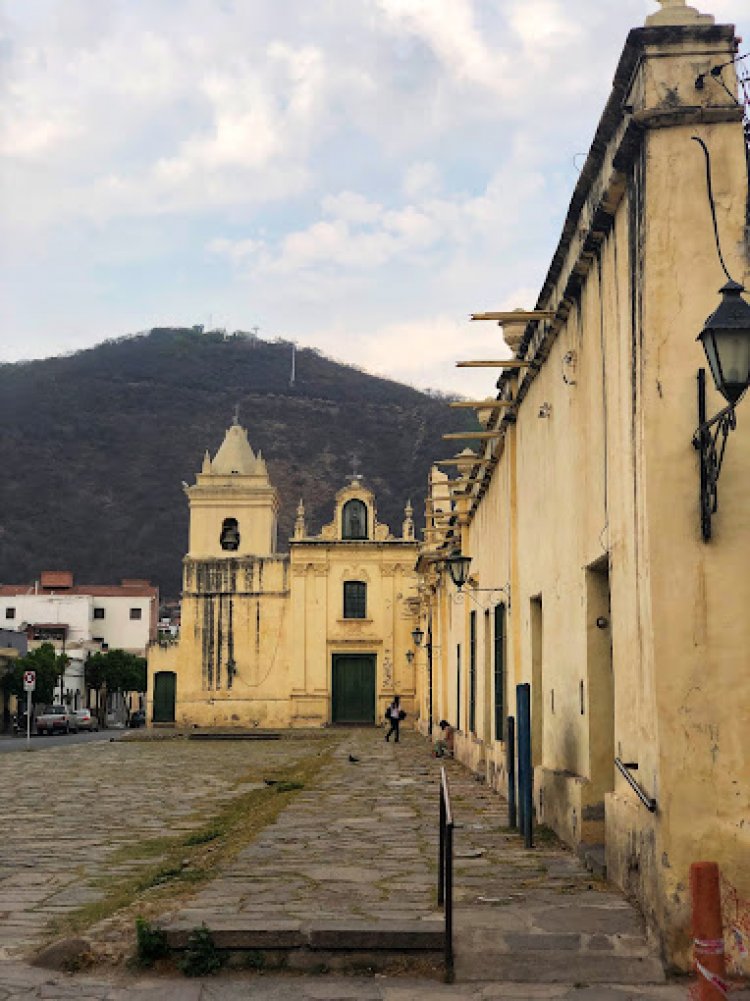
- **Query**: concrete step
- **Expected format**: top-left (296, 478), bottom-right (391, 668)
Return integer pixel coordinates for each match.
top-left (454, 949), bottom-right (666, 983)
top-left (162, 917), bottom-right (445, 953)
top-left (186, 731), bottom-right (282, 740)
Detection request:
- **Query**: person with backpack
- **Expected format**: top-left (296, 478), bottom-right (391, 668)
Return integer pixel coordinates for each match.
top-left (384, 695), bottom-right (405, 742)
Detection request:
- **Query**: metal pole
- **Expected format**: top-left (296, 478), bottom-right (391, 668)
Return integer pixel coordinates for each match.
top-left (438, 784), bottom-right (445, 906)
top-left (506, 715), bottom-right (517, 829)
top-left (445, 821), bottom-right (454, 981)
top-left (515, 686), bottom-right (525, 835)
top-left (427, 621), bottom-right (433, 737)
top-left (26, 689), bottom-right (31, 750)
top-left (698, 369), bottom-right (710, 541)
top-left (517, 683), bottom-right (533, 848)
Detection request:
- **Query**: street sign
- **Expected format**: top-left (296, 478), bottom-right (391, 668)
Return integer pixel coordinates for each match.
top-left (23, 670), bottom-right (36, 692)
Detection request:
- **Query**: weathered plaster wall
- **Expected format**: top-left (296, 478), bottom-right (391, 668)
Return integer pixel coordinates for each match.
top-left (418, 17), bottom-right (750, 969)
top-left (289, 543), bottom-right (419, 725)
top-left (148, 556), bottom-right (292, 727)
top-left (148, 452), bottom-right (420, 730)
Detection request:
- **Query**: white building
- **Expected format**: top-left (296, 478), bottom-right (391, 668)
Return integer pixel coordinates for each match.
top-left (0, 571), bottom-right (158, 707)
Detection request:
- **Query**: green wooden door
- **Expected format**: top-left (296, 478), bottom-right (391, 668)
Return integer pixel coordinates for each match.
top-left (331, 655), bottom-right (376, 724)
top-left (153, 671), bottom-right (176, 723)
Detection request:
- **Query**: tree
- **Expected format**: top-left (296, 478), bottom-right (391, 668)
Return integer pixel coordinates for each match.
top-left (85, 649), bottom-right (147, 724)
top-left (5, 643), bottom-right (68, 708)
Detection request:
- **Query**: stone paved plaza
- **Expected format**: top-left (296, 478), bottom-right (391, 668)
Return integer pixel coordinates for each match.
top-left (0, 727), bottom-right (695, 999)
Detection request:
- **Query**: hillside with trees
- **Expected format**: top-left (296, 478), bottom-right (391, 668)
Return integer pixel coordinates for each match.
top-left (0, 328), bottom-right (475, 597)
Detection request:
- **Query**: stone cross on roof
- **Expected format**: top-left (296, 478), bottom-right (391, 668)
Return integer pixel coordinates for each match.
top-left (349, 454), bottom-right (363, 483)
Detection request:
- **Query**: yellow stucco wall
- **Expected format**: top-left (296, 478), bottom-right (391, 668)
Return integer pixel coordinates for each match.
top-left (289, 541), bottom-right (419, 725)
top-left (416, 14), bottom-right (750, 970)
top-left (147, 445), bottom-right (419, 731)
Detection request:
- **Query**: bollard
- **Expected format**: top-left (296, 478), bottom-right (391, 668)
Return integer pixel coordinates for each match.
top-left (506, 716), bottom-right (517, 829)
top-left (690, 861), bottom-right (727, 1001)
top-left (516, 684), bottom-right (533, 849)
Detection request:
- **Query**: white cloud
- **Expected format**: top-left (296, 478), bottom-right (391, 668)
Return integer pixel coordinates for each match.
top-left (207, 237), bottom-right (264, 265)
top-left (2, 0), bottom-right (749, 395)
top-left (508, 0), bottom-right (583, 52)
top-left (322, 191), bottom-right (384, 225)
top-left (375, 0), bottom-right (507, 93)
top-left (402, 161), bottom-right (441, 199)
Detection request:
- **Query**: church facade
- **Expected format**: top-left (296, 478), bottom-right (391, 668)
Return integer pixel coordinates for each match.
top-left (146, 421), bottom-right (419, 729)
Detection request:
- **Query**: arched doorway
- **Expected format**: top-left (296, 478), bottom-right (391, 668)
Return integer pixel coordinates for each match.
top-left (153, 671), bottom-right (176, 723)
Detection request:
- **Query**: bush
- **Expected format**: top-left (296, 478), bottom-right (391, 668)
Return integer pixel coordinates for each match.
top-left (178, 924), bottom-right (223, 977)
top-left (134, 917), bottom-right (169, 966)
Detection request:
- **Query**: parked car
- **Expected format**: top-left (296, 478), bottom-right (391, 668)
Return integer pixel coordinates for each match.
top-left (36, 706), bottom-right (78, 735)
top-left (74, 709), bottom-right (99, 732)
top-left (129, 709), bottom-right (146, 728)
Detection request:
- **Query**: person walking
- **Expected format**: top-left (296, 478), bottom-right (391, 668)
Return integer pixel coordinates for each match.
top-left (385, 695), bottom-right (404, 742)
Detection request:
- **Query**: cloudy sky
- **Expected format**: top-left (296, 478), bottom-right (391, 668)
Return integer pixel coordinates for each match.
top-left (1, 0), bottom-right (748, 395)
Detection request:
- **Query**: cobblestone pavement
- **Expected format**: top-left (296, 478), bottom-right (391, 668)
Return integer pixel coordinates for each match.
top-left (0, 962), bottom-right (693, 1001)
top-left (161, 729), bottom-right (442, 931)
top-left (0, 734), bottom-right (318, 959)
top-left (0, 728), bottom-right (699, 999)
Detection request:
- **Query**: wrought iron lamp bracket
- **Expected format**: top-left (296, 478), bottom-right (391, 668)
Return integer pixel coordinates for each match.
top-left (453, 584), bottom-right (511, 610)
top-left (692, 369), bottom-right (737, 542)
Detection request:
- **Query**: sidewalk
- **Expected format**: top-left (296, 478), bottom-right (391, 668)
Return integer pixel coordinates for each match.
top-left (0, 727), bottom-right (694, 999)
top-left (94, 728), bottom-right (670, 993)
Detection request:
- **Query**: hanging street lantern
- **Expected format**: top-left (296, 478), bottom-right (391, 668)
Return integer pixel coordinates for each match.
top-left (697, 280), bottom-right (750, 406)
top-left (445, 552), bottom-right (472, 590)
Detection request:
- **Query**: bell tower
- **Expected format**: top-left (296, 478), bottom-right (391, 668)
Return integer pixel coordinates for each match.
top-left (185, 420), bottom-right (279, 559)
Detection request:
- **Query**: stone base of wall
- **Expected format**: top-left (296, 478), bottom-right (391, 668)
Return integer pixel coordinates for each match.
top-left (173, 698), bottom-right (294, 729)
top-left (454, 731), bottom-right (488, 776)
top-left (535, 767), bottom-right (607, 848)
top-left (604, 792), bottom-right (670, 964)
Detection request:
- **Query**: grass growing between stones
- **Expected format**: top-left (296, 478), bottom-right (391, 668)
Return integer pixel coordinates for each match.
top-left (43, 740), bottom-right (339, 954)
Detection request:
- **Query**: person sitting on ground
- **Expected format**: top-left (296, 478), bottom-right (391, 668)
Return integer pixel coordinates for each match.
top-left (434, 720), bottom-right (455, 757)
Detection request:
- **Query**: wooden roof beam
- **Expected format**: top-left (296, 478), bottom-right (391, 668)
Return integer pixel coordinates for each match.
top-left (448, 400), bottom-right (513, 409)
top-left (456, 360), bottom-right (532, 369)
top-left (470, 310), bottom-right (554, 322)
top-left (442, 431), bottom-right (502, 441)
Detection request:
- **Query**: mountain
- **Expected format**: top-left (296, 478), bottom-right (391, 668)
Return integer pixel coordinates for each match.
top-left (0, 328), bottom-right (476, 598)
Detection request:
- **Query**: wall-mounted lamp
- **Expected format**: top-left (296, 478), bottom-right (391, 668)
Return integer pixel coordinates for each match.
top-left (443, 551), bottom-right (511, 609)
top-left (595, 616), bottom-right (609, 630)
top-left (445, 552), bottom-right (473, 589)
top-left (405, 649), bottom-right (415, 664)
top-left (691, 137), bottom-right (750, 541)
top-left (411, 626), bottom-right (425, 647)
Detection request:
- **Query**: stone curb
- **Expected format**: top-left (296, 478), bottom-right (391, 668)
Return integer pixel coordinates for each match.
top-left (161, 919), bottom-right (445, 953)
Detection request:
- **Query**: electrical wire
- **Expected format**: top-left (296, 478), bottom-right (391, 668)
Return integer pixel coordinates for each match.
top-left (691, 136), bottom-right (737, 285)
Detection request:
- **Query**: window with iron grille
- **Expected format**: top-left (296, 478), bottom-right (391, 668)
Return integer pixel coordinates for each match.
top-left (469, 610), bottom-right (477, 734)
top-left (5, 607), bottom-right (15, 619)
top-left (130, 607), bottom-right (142, 620)
top-left (494, 603), bottom-right (506, 741)
top-left (343, 581), bottom-right (366, 619)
